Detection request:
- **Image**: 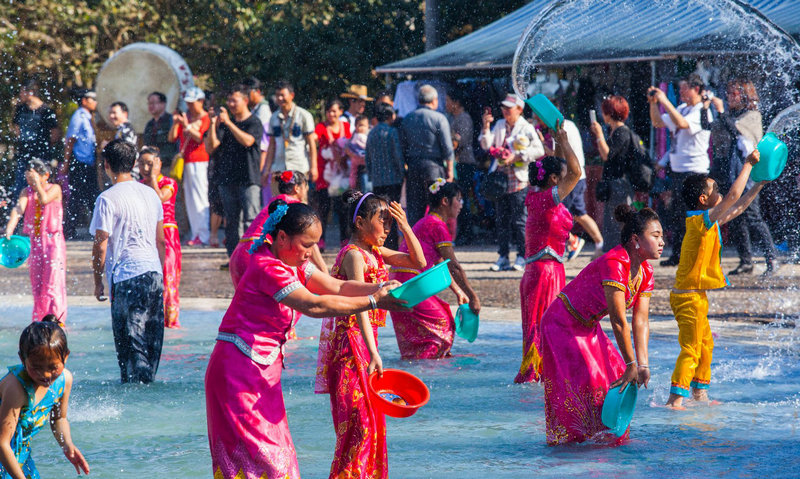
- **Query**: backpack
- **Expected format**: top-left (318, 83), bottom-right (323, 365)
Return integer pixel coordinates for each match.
top-left (626, 129), bottom-right (654, 193)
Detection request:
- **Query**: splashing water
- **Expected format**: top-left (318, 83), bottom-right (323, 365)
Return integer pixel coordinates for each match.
top-left (512, 0), bottom-right (800, 117)
top-left (768, 103), bottom-right (800, 137)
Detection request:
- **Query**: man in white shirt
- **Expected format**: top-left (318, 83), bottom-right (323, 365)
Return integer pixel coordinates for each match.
top-left (91, 139), bottom-right (166, 384)
top-left (479, 94), bottom-right (545, 271)
top-left (533, 114), bottom-right (605, 259)
top-left (648, 74), bottom-right (712, 266)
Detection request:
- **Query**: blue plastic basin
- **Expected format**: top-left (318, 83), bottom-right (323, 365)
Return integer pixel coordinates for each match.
top-left (389, 260), bottom-right (452, 307)
top-left (752, 132), bottom-right (788, 182)
top-left (601, 384), bottom-right (638, 437)
top-left (455, 304), bottom-right (479, 342)
top-left (0, 235), bottom-right (31, 268)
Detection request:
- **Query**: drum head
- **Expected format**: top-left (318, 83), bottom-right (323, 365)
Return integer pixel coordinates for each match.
top-left (96, 43), bottom-right (193, 133)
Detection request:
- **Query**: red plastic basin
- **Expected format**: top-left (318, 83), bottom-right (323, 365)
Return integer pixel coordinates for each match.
top-left (368, 369), bottom-right (430, 418)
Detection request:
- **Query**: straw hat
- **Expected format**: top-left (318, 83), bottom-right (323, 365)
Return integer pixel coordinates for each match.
top-left (341, 85), bottom-right (374, 101)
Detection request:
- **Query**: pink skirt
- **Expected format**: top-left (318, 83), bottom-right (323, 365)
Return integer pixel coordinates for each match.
top-left (206, 341), bottom-right (300, 479)
top-left (515, 260), bottom-right (564, 383)
top-left (390, 272), bottom-right (454, 360)
top-left (163, 226), bottom-right (181, 328)
top-left (28, 232), bottom-right (67, 323)
top-left (540, 299), bottom-right (628, 445)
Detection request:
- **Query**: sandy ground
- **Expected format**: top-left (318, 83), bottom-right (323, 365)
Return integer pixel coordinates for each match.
top-left (1, 240), bottom-right (798, 324)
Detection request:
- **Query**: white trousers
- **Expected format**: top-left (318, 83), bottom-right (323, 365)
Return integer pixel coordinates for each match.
top-left (183, 162), bottom-right (210, 243)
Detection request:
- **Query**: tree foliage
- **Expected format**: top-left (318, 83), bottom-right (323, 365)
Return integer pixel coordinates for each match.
top-left (0, 0), bottom-right (526, 181)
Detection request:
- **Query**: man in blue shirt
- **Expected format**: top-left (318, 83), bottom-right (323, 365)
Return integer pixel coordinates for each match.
top-left (63, 88), bottom-right (99, 238)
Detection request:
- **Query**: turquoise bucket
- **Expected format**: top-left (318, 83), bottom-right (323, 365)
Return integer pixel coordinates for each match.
top-left (524, 94), bottom-right (564, 131)
top-left (601, 384), bottom-right (638, 437)
top-left (0, 235), bottom-right (31, 268)
top-left (752, 132), bottom-right (788, 182)
top-left (455, 304), bottom-right (479, 342)
top-left (389, 260), bottom-right (452, 308)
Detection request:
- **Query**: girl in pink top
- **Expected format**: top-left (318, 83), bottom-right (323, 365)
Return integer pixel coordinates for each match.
top-left (229, 171), bottom-right (326, 288)
top-left (540, 206), bottom-right (663, 445)
top-left (205, 202), bottom-right (406, 479)
top-left (4, 160), bottom-right (67, 323)
top-left (516, 128), bottom-right (582, 383)
top-left (390, 180), bottom-right (481, 359)
top-left (139, 147), bottom-right (182, 328)
top-left (315, 190), bottom-right (425, 479)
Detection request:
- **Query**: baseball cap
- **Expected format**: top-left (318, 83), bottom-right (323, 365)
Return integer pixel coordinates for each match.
top-left (184, 87), bottom-right (206, 103)
top-left (501, 94), bottom-right (524, 109)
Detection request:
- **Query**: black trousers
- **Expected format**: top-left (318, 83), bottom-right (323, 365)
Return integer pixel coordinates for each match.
top-left (67, 160), bottom-right (99, 237)
top-left (373, 183), bottom-right (403, 249)
top-left (311, 188), bottom-right (331, 249)
top-left (666, 171), bottom-right (694, 261)
top-left (456, 163), bottom-right (478, 243)
top-left (219, 184), bottom-right (261, 256)
top-left (111, 272), bottom-right (164, 384)
top-left (496, 189), bottom-right (527, 257)
top-left (406, 159), bottom-right (445, 226)
top-left (728, 194), bottom-right (776, 264)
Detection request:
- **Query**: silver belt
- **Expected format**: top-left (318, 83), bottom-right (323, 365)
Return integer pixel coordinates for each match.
top-left (216, 332), bottom-right (281, 366)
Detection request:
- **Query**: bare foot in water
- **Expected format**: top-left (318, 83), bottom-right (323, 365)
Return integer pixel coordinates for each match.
top-left (665, 393), bottom-right (686, 410)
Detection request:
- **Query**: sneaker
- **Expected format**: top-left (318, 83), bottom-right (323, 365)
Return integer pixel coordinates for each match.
top-left (728, 263), bottom-right (754, 275)
top-left (762, 260), bottom-right (780, 277)
top-left (512, 256), bottom-right (525, 271)
top-left (490, 256), bottom-right (511, 272)
top-left (187, 236), bottom-right (203, 247)
top-left (566, 235), bottom-right (586, 261)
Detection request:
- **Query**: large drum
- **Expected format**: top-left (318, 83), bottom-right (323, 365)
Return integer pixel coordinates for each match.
top-left (95, 43), bottom-right (194, 133)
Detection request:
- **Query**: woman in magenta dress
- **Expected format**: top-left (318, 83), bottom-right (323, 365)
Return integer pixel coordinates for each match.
top-left (515, 127), bottom-right (582, 383)
top-left (389, 179), bottom-right (481, 360)
top-left (4, 159), bottom-right (67, 323)
top-left (229, 170), bottom-right (326, 288)
top-left (315, 190), bottom-right (425, 479)
top-left (540, 205), bottom-right (664, 445)
top-left (139, 147), bottom-right (182, 328)
top-left (205, 202), bottom-right (406, 479)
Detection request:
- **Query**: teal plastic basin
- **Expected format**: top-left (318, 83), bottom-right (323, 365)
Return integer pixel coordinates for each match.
top-left (455, 304), bottom-right (479, 342)
top-left (524, 94), bottom-right (564, 131)
top-left (752, 132), bottom-right (788, 182)
top-left (601, 384), bottom-right (638, 437)
top-left (389, 260), bottom-right (452, 307)
top-left (0, 235), bottom-right (31, 268)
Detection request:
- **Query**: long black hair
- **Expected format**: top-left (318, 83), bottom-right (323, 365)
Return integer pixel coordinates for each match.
top-left (528, 156), bottom-right (565, 188)
top-left (249, 200), bottom-right (320, 253)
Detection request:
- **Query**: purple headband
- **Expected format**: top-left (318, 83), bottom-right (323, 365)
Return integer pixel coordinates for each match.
top-left (352, 192), bottom-right (373, 223)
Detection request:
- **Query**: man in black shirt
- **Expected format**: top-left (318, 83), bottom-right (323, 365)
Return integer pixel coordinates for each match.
top-left (205, 84), bottom-right (263, 261)
top-left (143, 91), bottom-right (178, 167)
top-left (12, 79), bottom-right (59, 196)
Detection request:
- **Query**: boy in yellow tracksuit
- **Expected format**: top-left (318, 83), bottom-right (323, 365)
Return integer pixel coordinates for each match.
top-left (666, 149), bottom-right (768, 408)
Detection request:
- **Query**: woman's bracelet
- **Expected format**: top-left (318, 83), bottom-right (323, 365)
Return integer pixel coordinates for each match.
top-left (367, 295), bottom-right (377, 311)
top-left (625, 359), bottom-right (636, 366)
top-left (638, 364), bottom-right (649, 368)
top-left (378, 281), bottom-right (389, 289)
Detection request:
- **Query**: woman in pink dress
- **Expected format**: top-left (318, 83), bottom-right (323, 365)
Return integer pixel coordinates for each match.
top-left (389, 179), bottom-right (481, 360)
top-left (315, 190), bottom-right (425, 479)
top-left (206, 202), bottom-right (406, 479)
top-left (138, 147), bottom-right (182, 328)
top-left (229, 170), bottom-right (326, 288)
top-left (540, 205), bottom-right (664, 445)
top-left (515, 127), bottom-right (582, 383)
top-left (4, 159), bottom-right (67, 323)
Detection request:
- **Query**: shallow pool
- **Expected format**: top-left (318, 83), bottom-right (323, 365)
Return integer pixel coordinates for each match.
top-left (1, 305), bottom-right (799, 478)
